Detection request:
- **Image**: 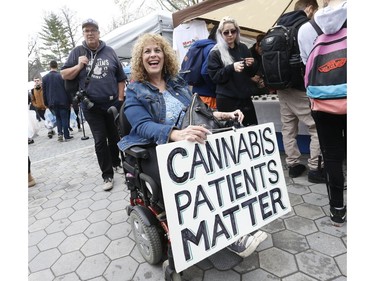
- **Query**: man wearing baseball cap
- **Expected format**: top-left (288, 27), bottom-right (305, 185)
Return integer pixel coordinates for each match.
top-left (61, 18), bottom-right (127, 191)
top-left (82, 18), bottom-right (99, 29)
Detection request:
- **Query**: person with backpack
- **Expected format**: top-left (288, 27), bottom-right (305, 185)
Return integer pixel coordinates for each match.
top-left (31, 77), bottom-right (56, 138)
top-left (207, 16), bottom-right (260, 127)
top-left (298, 0), bottom-right (347, 227)
top-left (267, 0), bottom-right (325, 183)
top-left (181, 25), bottom-right (218, 109)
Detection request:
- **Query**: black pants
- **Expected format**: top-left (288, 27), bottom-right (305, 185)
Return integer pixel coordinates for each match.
top-left (83, 106), bottom-right (121, 179)
top-left (311, 111), bottom-right (347, 208)
top-left (216, 96), bottom-right (258, 126)
top-left (36, 109), bottom-right (46, 121)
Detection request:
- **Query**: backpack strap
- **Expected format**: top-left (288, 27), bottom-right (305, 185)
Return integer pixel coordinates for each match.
top-left (293, 17), bottom-right (309, 30)
top-left (309, 18), bottom-right (323, 36)
top-left (290, 17), bottom-right (309, 54)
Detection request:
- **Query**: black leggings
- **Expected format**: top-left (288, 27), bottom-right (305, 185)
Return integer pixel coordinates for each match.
top-left (311, 111), bottom-right (347, 208)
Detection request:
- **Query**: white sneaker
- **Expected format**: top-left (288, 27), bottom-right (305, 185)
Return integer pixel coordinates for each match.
top-left (227, 230), bottom-right (267, 258)
top-left (103, 177), bottom-right (114, 191)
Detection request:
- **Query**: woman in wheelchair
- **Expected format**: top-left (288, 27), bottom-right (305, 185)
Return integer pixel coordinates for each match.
top-left (117, 33), bottom-right (244, 199)
top-left (117, 33), bottom-right (266, 278)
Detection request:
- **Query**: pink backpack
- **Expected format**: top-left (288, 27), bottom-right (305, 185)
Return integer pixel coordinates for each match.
top-left (304, 20), bottom-right (347, 114)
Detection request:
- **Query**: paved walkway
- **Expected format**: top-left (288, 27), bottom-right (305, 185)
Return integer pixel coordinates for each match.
top-left (28, 122), bottom-right (347, 281)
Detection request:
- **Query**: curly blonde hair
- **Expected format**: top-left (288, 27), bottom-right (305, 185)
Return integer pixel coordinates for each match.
top-left (130, 33), bottom-right (180, 82)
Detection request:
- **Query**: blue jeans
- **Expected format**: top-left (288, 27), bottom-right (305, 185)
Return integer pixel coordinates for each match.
top-left (83, 106), bottom-right (121, 179)
top-left (52, 107), bottom-right (70, 139)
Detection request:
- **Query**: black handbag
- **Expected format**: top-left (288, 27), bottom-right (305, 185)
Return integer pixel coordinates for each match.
top-left (180, 93), bottom-right (235, 133)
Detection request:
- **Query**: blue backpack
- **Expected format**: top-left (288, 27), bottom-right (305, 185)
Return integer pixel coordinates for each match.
top-left (180, 39), bottom-right (215, 86)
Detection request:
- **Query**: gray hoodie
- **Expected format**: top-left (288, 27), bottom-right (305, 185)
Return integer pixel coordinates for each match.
top-left (298, 1), bottom-right (347, 64)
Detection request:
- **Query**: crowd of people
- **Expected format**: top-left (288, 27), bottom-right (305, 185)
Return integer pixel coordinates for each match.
top-left (28, 0), bottom-right (347, 270)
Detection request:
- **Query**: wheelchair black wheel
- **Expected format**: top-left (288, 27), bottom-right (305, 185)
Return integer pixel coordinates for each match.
top-left (130, 210), bottom-right (163, 265)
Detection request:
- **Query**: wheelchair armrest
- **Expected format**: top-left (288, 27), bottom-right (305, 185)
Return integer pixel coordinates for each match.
top-left (125, 146), bottom-right (149, 159)
top-left (107, 106), bottom-right (118, 119)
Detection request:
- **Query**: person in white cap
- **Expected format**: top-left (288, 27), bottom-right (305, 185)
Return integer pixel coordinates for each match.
top-left (61, 18), bottom-right (127, 191)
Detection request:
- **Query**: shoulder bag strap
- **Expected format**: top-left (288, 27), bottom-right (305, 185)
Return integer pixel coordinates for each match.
top-left (309, 18), bottom-right (323, 36)
top-left (84, 51), bottom-right (99, 88)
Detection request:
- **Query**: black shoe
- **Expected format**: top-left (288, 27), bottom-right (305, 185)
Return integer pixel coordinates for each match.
top-left (65, 136), bottom-right (74, 141)
top-left (28, 138), bottom-right (34, 144)
top-left (330, 206), bottom-right (346, 227)
top-left (288, 164), bottom-right (306, 178)
top-left (308, 169), bottom-right (326, 183)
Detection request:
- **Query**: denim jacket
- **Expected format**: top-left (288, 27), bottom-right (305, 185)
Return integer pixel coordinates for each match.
top-left (117, 75), bottom-right (192, 152)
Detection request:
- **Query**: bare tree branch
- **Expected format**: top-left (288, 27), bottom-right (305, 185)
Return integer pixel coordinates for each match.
top-left (60, 6), bottom-right (80, 49)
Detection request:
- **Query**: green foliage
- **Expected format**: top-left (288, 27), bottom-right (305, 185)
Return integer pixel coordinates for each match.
top-left (39, 12), bottom-right (71, 68)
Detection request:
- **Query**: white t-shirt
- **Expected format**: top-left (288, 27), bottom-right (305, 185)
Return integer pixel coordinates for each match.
top-left (173, 20), bottom-right (209, 65)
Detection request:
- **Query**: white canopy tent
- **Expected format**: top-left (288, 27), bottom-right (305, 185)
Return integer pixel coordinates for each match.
top-left (101, 10), bottom-right (174, 60)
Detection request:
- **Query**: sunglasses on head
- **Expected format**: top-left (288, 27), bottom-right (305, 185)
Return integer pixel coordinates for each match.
top-left (223, 29), bottom-right (237, 36)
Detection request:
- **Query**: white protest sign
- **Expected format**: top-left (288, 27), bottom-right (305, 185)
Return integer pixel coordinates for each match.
top-left (156, 123), bottom-right (290, 273)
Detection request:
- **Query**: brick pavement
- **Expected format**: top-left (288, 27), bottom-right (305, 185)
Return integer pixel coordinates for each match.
top-left (28, 123), bottom-right (347, 281)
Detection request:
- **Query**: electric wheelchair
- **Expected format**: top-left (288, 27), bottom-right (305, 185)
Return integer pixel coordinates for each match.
top-left (108, 103), bottom-right (243, 280)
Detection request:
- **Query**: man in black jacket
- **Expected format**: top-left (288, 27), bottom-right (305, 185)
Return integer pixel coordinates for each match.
top-left (43, 60), bottom-right (73, 142)
top-left (276, 0), bottom-right (325, 184)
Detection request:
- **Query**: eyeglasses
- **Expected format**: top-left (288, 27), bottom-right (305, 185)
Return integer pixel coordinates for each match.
top-left (222, 29), bottom-right (237, 36)
top-left (83, 29), bottom-right (98, 34)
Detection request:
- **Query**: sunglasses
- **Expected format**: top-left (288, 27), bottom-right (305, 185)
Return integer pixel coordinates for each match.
top-left (223, 29), bottom-right (237, 36)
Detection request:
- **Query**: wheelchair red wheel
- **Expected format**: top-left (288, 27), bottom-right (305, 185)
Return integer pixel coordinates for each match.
top-left (130, 210), bottom-right (163, 264)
